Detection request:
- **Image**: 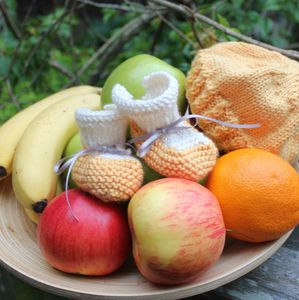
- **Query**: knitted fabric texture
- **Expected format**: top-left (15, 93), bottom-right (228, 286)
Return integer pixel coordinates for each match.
top-left (72, 154), bottom-right (143, 202)
top-left (112, 71), bottom-right (218, 181)
top-left (186, 42), bottom-right (299, 164)
top-left (75, 104), bottom-right (128, 147)
top-left (112, 71), bottom-right (180, 132)
top-left (72, 105), bottom-right (143, 202)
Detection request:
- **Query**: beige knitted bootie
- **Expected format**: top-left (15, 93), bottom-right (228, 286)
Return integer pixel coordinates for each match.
top-left (112, 71), bottom-right (218, 182)
top-left (72, 105), bottom-right (143, 202)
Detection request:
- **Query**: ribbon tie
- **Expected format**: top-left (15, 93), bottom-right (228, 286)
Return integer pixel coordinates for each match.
top-left (54, 113), bottom-right (261, 220)
top-left (129, 112), bottom-right (261, 158)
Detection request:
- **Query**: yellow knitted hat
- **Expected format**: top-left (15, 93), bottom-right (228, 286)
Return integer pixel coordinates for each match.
top-left (186, 42), bottom-right (299, 164)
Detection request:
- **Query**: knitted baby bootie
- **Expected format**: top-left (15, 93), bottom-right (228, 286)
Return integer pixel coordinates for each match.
top-left (72, 105), bottom-right (143, 202)
top-left (112, 71), bottom-right (218, 182)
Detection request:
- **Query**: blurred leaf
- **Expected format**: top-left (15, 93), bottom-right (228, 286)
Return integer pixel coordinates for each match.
top-left (103, 8), bottom-right (117, 23)
top-left (217, 14), bottom-right (230, 27)
top-left (1, 103), bottom-right (18, 123)
top-left (264, 0), bottom-right (281, 11)
top-left (0, 56), bottom-right (10, 76)
top-left (1, 0), bottom-right (298, 123)
top-left (256, 17), bottom-right (273, 40)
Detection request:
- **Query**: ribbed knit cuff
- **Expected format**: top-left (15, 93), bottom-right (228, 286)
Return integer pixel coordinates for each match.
top-left (112, 71), bottom-right (180, 132)
top-left (75, 104), bottom-right (128, 147)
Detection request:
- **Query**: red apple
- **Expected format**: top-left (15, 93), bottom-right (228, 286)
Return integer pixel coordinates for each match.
top-left (128, 178), bottom-right (226, 285)
top-left (37, 189), bottom-right (131, 275)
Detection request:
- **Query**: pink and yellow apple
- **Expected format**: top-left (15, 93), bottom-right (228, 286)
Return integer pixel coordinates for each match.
top-left (37, 189), bottom-right (131, 275)
top-left (101, 54), bottom-right (187, 114)
top-left (128, 178), bottom-right (225, 285)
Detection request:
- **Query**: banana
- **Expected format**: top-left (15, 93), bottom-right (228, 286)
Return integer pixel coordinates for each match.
top-left (12, 93), bottom-right (101, 223)
top-left (0, 85), bottom-right (101, 180)
top-left (24, 208), bottom-right (40, 224)
top-left (24, 175), bottom-right (64, 224)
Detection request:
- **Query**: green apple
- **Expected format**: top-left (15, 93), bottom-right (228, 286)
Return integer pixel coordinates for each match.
top-left (102, 54), bottom-right (187, 114)
top-left (133, 154), bottom-right (164, 184)
top-left (62, 132), bottom-right (83, 188)
top-left (199, 176), bottom-right (208, 186)
top-left (64, 132), bottom-right (83, 157)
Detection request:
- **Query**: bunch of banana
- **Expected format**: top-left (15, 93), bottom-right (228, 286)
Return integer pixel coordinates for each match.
top-left (0, 85), bottom-right (100, 179)
top-left (0, 86), bottom-right (101, 223)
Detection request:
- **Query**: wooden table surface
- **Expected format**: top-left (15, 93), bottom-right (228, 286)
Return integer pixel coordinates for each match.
top-left (1, 226), bottom-right (298, 300)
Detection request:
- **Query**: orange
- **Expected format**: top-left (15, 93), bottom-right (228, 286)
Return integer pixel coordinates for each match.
top-left (206, 148), bottom-right (299, 242)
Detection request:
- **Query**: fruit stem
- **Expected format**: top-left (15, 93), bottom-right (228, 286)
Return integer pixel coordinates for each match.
top-left (226, 228), bottom-right (255, 241)
top-left (32, 199), bottom-right (48, 213)
top-left (0, 166), bottom-right (7, 179)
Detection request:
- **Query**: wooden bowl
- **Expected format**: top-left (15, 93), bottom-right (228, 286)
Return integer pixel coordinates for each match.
top-left (0, 177), bottom-right (292, 299)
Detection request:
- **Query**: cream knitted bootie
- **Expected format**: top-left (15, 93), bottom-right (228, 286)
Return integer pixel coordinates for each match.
top-left (112, 72), bottom-right (218, 181)
top-left (72, 105), bottom-right (143, 202)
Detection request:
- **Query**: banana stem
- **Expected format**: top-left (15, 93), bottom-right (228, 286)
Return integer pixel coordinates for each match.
top-left (32, 199), bottom-right (48, 213)
top-left (0, 166), bottom-right (7, 179)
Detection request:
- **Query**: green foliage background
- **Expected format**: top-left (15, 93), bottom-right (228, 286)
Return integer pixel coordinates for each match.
top-left (0, 1), bottom-right (298, 299)
top-left (1, 0), bottom-right (298, 124)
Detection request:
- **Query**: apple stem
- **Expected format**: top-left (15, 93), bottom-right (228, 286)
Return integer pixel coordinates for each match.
top-left (226, 228), bottom-right (254, 241)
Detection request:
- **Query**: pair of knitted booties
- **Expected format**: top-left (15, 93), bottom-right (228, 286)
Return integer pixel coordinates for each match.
top-left (72, 72), bottom-right (218, 203)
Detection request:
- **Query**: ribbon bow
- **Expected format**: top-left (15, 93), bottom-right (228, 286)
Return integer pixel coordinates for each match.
top-left (129, 112), bottom-right (261, 158)
top-left (54, 145), bottom-right (131, 221)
